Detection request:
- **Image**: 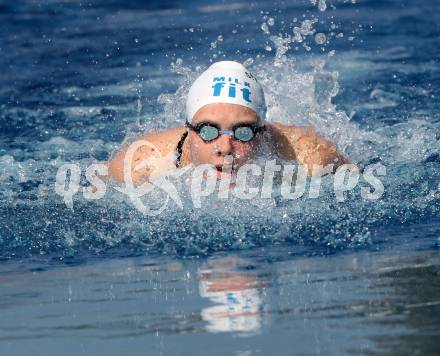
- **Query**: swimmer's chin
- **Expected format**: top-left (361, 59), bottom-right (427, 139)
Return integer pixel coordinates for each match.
top-left (216, 168), bottom-right (239, 190)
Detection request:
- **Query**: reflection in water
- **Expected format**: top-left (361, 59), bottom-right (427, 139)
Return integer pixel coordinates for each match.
top-left (0, 241), bottom-right (439, 355)
top-left (198, 257), bottom-right (266, 334)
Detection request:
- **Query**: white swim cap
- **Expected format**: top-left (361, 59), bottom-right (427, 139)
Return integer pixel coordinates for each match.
top-left (186, 61), bottom-right (266, 126)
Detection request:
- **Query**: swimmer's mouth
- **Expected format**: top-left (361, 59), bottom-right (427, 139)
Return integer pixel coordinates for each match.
top-left (215, 165), bottom-right (234, 175)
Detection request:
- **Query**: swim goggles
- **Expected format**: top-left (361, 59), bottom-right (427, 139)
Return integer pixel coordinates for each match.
top-left (185, 121), bottom-right (265, 143)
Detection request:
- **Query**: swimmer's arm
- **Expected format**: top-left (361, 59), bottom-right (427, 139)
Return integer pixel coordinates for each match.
top-left (268, 122), bottom-right (350, 174)
top-left (106, 145), bottom-right (151, 185)
top-left (107, 141), bottom-right (166, 185)
top-left (107, 129), bottom-right (183, 185)
top-left (107, 148), bottom-right (129, 183)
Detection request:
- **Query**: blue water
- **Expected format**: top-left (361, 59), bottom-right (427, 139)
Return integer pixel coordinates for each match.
top-left (1, 0), bottom-right (440, 354)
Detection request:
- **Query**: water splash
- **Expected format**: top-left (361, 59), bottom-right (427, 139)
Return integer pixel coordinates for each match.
top-left (293, 19), bottom-right (318, 43)
top-left (1, 1), bottom-right (439, 259)
top-left (310, 0), bottom-right (327, 12)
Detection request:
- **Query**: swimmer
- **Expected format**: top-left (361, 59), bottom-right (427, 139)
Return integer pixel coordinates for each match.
top-left (108, 60), bottom-right (350, 184)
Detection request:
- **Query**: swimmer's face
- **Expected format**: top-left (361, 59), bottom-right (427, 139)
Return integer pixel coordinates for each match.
top-left (188, 103), bottom-right (260, 174)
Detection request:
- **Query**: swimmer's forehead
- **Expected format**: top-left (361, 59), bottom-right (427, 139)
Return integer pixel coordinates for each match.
top-left (192, 103), bottom-right (259, 126)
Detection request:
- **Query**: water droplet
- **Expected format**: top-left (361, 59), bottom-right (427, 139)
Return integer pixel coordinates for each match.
top-left (243, 58), bottom-right (254, 66)
top-left (261, 22), bottom-right (270, 34)
top-left (315, 33), bottom-right (327, 45)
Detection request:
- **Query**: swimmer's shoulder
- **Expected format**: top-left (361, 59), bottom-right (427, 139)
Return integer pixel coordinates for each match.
top-left (264, 122), bottom-right (309, 160)
top-left (266, 121), bottom-right (349, 172)
top-left (266, 121), bottom-right (314, 140)
top-left (141, 127), bottom-right (186, 154)
top-left (108, 127), bottom-right (185, 183)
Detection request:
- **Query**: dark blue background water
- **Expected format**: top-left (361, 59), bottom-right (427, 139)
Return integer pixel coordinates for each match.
top-left (0, 0), bottom-right (440, 354)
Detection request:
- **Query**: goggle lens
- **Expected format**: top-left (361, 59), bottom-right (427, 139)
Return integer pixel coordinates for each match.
top-left (187, 121), bottom-right (262, 143)
top-left (234, 126), bottom-right (254, 142)
top-left (199, 125), bottom-right (220, 141)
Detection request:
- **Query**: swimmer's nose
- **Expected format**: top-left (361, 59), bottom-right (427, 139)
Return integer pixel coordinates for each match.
top-left (214, 133), bottom-right (233, 157)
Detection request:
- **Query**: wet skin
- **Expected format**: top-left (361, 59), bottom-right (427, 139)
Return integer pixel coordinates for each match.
top-left (108, 103), bottom-right (350, 184)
